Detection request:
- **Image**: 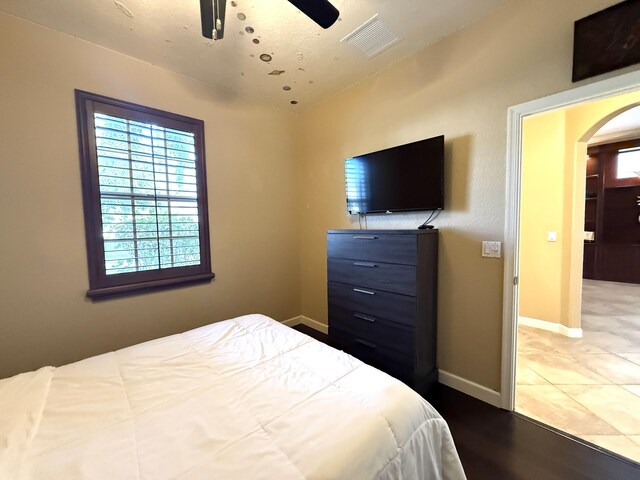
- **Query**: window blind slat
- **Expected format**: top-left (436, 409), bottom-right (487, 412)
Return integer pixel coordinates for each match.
top-left (98, 166), bottom-right (198, 180)
top-left (98, 151), bottom-right (197, 167)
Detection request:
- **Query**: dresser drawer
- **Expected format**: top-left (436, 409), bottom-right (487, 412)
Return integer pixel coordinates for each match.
top-left (328, 304), bottom-right (414, 355)
top-left (330, 327), bottom-right (413, 382)
top-left (328, 281), bottom-right (416, 326)
top-left (327, 233), bottom-right (417, 265)
top-left (327, 258), bottom-right (416, 296)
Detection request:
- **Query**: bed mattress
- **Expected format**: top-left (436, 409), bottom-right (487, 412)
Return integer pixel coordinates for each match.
top-left (0, 314), bottom-right (466, 479)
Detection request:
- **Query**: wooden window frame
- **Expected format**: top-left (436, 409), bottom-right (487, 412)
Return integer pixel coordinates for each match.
top-left (75, 90), bottom-right (214, 299)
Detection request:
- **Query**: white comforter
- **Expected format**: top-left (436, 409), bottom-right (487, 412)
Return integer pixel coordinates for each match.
top-left (0, 314), bottom-right (466, 480)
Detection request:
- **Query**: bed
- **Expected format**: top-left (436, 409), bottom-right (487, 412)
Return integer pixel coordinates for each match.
top-left (0, 314), bottom-right (466, 480)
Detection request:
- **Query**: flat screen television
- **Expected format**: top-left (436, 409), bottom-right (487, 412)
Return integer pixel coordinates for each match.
top-left (345, 135), bottom-right (444, 214)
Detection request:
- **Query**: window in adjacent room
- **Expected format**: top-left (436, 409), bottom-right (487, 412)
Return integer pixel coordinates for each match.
top-left (75, 90), bottom-right (213, 299)
top-left (617, 147), bottom-right (640, 179)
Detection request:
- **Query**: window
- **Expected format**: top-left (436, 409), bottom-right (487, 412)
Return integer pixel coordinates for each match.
top-left (76, 90), bottom-right (213, 299)
top-left (617, 147), bottom-right (640, 179)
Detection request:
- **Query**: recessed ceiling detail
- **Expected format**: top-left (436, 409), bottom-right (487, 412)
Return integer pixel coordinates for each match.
top-left (341, 14), bottom-right (399, 59)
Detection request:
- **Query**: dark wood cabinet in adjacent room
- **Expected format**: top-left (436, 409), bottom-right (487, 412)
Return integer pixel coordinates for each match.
top-left (583, 141), bottom-right (640, 284)
top-left (327, 229), bottom-right (438, 395)
top-left (583, 242), bottom-right (596, 279)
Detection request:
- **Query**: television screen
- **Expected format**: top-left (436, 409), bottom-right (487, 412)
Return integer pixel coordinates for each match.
top-left (345, 135), bottom-right (444, 214)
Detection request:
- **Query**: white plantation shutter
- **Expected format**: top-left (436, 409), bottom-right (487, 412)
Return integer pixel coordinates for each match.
top-left (95, 113), bottom-right (201, 275)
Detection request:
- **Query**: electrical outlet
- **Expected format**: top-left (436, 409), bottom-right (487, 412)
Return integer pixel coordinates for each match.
top-left (482, 241), bottom-right (502, 258)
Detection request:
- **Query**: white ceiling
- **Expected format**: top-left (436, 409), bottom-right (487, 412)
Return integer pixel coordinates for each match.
top-left (590, 105), bottom-right (640, 144)
top-left (0, 0), bottom-right (504, 111)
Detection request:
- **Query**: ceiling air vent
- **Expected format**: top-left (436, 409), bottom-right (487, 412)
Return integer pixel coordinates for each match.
top-left (341, 14), bottom-right (399, 59)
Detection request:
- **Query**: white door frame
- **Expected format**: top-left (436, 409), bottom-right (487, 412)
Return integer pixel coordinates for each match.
top-left (500, 68), bottom-right (640, 410)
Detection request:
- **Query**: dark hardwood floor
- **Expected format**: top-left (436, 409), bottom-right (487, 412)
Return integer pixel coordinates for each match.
top-left (430, 385), bottom-right (640, 480)
top-left (292, 323), bottom-right (640, 480)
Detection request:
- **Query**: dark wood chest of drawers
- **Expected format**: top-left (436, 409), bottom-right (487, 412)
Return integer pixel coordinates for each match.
top-left (327, 229), bottom-right (438, 394)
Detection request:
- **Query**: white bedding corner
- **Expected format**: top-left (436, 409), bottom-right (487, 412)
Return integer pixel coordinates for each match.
top-left (0, 313), bottom-right (466, 480)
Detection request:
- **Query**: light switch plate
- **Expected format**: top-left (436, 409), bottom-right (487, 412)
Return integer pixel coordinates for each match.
top-left (548, 231), bottom-right (557, 242)
top-left (482, 241), bottom-right (502, 258)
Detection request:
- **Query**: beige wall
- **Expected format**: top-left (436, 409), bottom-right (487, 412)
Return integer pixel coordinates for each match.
top-left (519, 91), bottom-right (640, 329)
top-left (295, 0), bottom-right (631, 391)
top-left (0, 14), bottom-right (300, 379)
top-left (519, 110), bottom-right (567, 326)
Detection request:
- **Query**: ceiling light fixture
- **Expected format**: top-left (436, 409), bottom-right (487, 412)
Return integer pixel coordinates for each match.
top-left (200, 0), bottom-right (339, 41)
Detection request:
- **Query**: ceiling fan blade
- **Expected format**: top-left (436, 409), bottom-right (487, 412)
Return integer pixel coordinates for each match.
top-left (199, 0), bottom-right (214, 39)
top-left (200, 0), bottom-right (226, 40)
top-left (200, 0), bottom-right (338, 41)
top-left (287, 0), bottom-right (339, 29)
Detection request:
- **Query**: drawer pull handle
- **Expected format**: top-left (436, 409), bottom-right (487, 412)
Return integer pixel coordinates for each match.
top-left (353, 288), bottom-right (375, 295)
top-left (352, 235), bottom-right (378, 240)
top-left (353, 262), bottom-right (377, 268)
top-left (354, 313), bottom-right (376, 323)
top-left (355, 338), bottom-right (377, 349)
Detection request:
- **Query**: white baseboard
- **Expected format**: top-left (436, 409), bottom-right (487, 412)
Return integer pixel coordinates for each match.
top-left (281, 315), bottom-right (328, 335)
top-left (281, 316), bottom-right (301, 327)
top-left (438, 370), bottom-right (502, 408)
top-left (518, 316), bottom-right (583, 338)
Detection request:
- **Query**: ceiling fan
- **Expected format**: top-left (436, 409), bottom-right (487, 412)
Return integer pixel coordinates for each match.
top-left (199, 0), bottom-right (339, 40)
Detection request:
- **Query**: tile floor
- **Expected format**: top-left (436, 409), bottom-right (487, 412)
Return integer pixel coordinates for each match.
top-left (516, 279), bottom-right (640, 463)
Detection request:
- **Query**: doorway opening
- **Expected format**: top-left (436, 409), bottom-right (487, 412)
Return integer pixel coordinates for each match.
top-left (502, 69), bottom-right (640, 464)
